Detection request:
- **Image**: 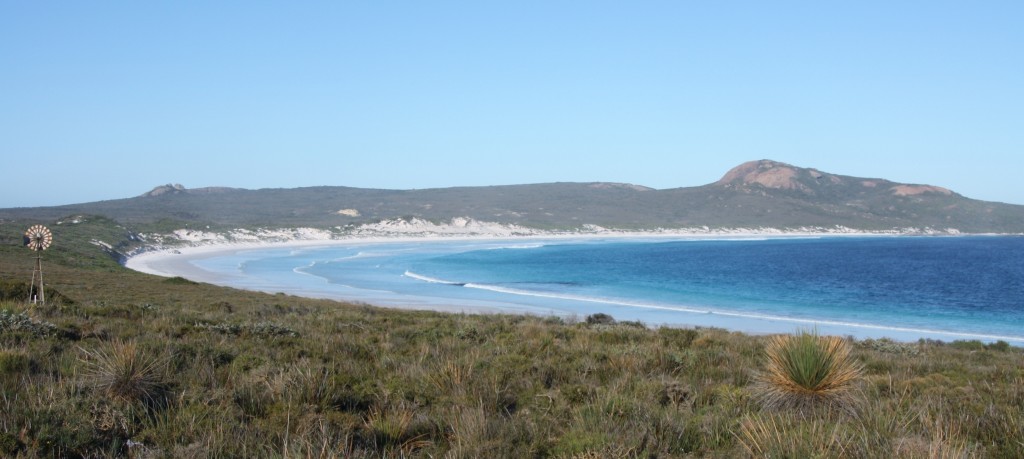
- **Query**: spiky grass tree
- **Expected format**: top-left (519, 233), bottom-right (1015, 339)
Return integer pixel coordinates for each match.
top-left (754, 330), bottom-right (863, 415)
top-left (80, 339), bottom-right (168, 407)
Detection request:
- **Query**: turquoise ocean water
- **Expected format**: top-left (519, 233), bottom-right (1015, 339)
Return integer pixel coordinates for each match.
top-left (190, 236), bottom-right (1024, 344)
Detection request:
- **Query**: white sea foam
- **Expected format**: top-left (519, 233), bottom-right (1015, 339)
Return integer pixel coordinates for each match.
top-left (293, 262), bottom-right (317, 276)
top-left (485, 243), bottom-right (546, 250)
top-left (398, 277), bottom-right (1024, 343)
top-left (330, 251), bottom-right (387, 261)
top-left (403, 271), bottom-right (464, 285)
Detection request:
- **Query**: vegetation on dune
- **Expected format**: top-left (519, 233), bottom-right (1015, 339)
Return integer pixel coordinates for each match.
top-left (0, 218), bottom-right (1022, 457)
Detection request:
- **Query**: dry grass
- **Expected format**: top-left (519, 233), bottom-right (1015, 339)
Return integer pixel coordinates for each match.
top-left (736, 413), bottom-right (849, 458)
top-left (363, 403), bottom-right (433, 454)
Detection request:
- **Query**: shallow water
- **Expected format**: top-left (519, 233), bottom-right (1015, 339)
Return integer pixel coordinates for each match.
top-left (190, 236), bottom-right (1024, 344)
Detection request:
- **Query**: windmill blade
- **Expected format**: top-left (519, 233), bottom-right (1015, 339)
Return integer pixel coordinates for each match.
top-left (24, 225), bottom-right (53, 251)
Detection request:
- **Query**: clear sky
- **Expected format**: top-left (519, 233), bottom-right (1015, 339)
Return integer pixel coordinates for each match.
top-left (2, 2), bottom-right (1022, 208)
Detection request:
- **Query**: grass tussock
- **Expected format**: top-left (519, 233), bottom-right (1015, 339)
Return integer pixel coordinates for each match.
top-left (737, 413), bottom-right (849, 458)
top-left (755, 330), bottom-right (864, 415)
top-left (79, 339), bottom-right (168, 406)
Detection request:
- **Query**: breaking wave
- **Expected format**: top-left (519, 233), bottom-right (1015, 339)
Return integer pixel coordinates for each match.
top-left (404, 271), bottom-right (1024, 343)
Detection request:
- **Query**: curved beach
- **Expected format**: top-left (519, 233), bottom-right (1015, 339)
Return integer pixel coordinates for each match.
top-left (123, 231), bottom-right (1024, 346)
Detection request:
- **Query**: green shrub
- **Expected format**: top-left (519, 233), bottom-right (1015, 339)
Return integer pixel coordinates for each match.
top-left (193, 321), bottom-right (299, 338)
top-left (0, 280), bottom-right (74, 305)
top-left (0, 431), bottom-right (21, 456)
top-left (0, 349), bottom-right (31, 374)
top-left (859, 337), bottom-right (921, 355)
top-left (986, 340), bottom-right (1011, 352)
top-left (0, 280), bottom-right (31, 302)
top-left (585, 313), bottom-right (616, 325)
top-left (950, 340), bottom-right (985, 351)
top-left (658, 326), bottom-right (699, 348)
top-left (561, 384), bottom-right (597, 404)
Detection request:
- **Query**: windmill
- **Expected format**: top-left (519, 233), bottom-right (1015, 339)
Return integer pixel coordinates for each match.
top-left (24, 225), bottom-right (52, 304)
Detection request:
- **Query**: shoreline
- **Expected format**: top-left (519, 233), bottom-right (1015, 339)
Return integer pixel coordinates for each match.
top-left (125, 228), bottom-right (894, 278)
top-left (123, 229), bottom-right (1024, 345)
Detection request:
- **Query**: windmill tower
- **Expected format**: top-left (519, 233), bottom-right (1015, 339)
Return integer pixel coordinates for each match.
top-left (24, 225), bottom-right (52, 304)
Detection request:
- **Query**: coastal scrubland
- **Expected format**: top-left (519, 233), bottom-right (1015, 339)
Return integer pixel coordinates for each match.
top-left (0, 222), bottom-right (1022, 457)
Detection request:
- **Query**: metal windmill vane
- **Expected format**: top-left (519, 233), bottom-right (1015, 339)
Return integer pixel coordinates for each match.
top-left (24, 225), bottom-right (52, 304)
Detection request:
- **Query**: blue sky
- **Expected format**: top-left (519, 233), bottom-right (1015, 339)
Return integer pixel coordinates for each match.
top-left (2, 2), bottom-right (1022, 207)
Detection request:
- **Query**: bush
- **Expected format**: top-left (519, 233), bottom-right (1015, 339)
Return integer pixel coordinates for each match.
top-left (0, 280), bottom-right (74, 305)
top-left (859, 337), bottom-right (920, 355)
top-left (754, 330), bottom-right (863, 415)
top-left (585, 313), bottom-right (616, 325)
top-left (0, 310), bottom-right (60, 337)
top-left (193, 321), bottom-right (299, 338)
top-left (0, 431), bottom-right (21, 456)
top-left (985, 340), bottom-right (1011, 352)
top-left (950, 340), bottom-right (985, 351)
top-left (0, 349), bottom-right (31, 374)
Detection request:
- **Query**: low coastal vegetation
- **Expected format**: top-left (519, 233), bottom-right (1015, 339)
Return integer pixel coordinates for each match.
top-left (0, 224), bottom-right (1022, 457)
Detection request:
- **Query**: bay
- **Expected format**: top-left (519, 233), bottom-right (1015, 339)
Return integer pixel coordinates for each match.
top-left (190, 236), bottom-right (1024, 344)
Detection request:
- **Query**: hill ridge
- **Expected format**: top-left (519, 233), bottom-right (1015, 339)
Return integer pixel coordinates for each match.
top-left (2, 160), bottom-right (1023, 234)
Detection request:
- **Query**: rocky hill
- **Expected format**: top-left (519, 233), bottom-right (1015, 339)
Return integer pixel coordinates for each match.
top-left (2, 160), bottom-right (1023, 234)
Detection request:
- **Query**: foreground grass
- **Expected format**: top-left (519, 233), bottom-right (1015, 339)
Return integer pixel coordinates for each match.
top-left (1, 243), bottom-right (1023, 457)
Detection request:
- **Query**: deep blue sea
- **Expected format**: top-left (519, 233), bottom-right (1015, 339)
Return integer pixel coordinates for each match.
top-left (190, 236), bottom-right (1024, 344)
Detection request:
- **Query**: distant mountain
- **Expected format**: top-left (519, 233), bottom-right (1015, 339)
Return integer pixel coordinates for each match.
top-left (141, 184), bottom-right (240, 197)
top-left (3, 160), bottom-right (1023, 233)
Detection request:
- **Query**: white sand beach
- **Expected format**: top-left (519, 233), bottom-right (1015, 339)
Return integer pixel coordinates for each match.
top-left (122, 220), bottom-right (1018, 344)
top-left (125, 219), bottom-right (894, 280)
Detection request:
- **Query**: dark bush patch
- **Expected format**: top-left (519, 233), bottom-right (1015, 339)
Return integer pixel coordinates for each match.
top-left (0, 431), bottom-right (22, 456)
top-left (0, 280), bottom-right (74, 305)
top-left (163, 276), bottom-right (197, 285)
top-left (985, 340), bottom-right (1011, 352)
top-left (585, 313), bottom-right (616, 325)
top-left (950, 340), bottom-right (985, 351)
